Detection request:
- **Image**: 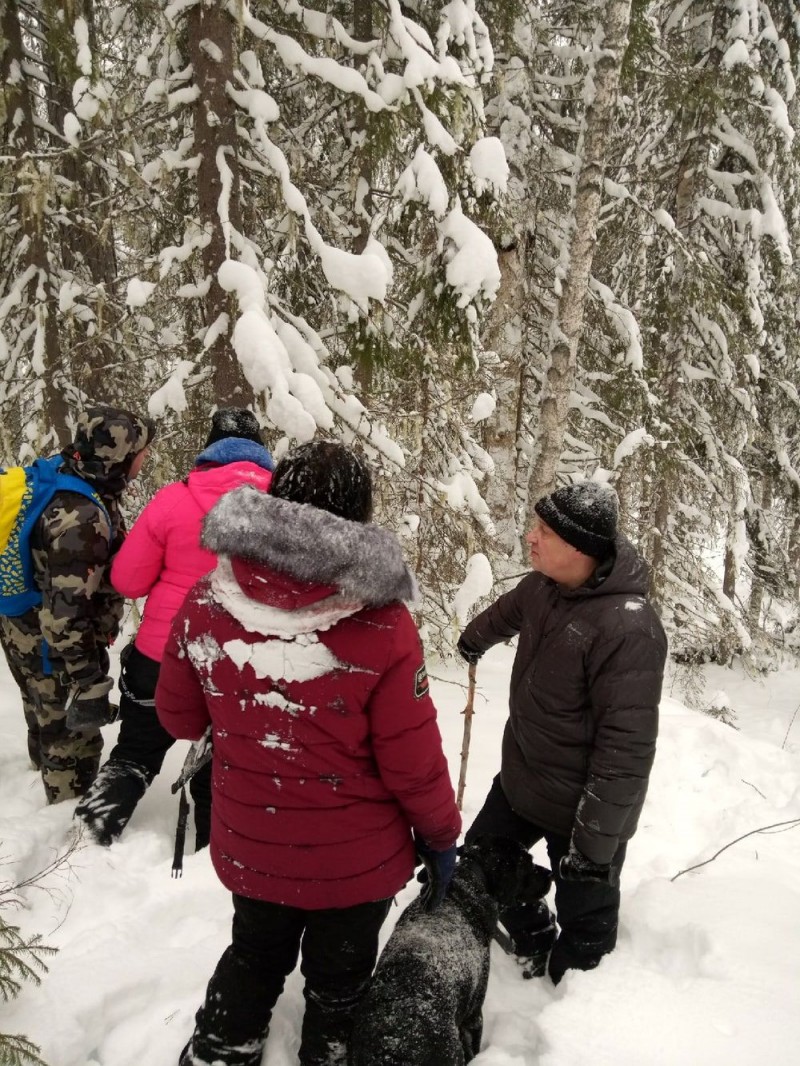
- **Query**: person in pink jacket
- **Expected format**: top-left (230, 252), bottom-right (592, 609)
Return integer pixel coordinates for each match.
top-left (74, 409), bottom-right (274, 848)
top-left (156, 440), bottom-right (461, 1066)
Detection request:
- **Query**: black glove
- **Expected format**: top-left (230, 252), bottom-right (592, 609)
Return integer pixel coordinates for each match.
top-left (456, 636), bottom-right (483, 666)
top-left (559, 845), bottom-right (619, 888)
top-left (414, 835), bottom-right (458, 912)
top-left (65, 677), bottom-right (118, 731)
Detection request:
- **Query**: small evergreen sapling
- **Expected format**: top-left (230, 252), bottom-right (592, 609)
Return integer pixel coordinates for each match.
top-left (1, 873), bottom-right (56, 1066)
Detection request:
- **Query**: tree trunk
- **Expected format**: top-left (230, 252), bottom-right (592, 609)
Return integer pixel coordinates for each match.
top-left (41, 0), bottom-right (122, 398)
top-left (352, 0), bottom-right (375, 398)
top-left (747, 473), bottom-right (773, 630)
top-left (648, 14), bottom-right (715, 602)
top-left (525, 0), bottom-right (633, 520)
top-left (187, 2), bottom-right (252, 406)
top-left (1, 0), bottom-right (70, 445)
top-left (481, 242), bottom-right (528, 559)
top-left (787, 500), bottom-right (800, 595)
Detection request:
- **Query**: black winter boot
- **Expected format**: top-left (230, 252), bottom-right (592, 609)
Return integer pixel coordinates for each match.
top-left (498, 898), bottom-right (557, 979)
top-left (74, 759), bottom-right (151, 845)
top-left (299, 978), bottom-right (369, 1065)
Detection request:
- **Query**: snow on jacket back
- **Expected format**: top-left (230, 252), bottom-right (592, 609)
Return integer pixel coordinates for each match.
top-left (111, 440), bottom-right (273, 662)
top-left (155, 486), bottom-right (461, 909)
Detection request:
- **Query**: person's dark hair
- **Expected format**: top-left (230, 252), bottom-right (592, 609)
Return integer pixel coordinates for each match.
top-left (270, 441), bottom-right (373, 523)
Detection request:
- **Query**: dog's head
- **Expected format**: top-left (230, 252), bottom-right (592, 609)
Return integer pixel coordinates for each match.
top-left (460, 835), bottom-right (552, 907)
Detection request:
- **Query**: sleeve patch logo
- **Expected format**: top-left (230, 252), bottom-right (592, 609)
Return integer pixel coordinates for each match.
top-left (414, 663), bottom-right (429, 700)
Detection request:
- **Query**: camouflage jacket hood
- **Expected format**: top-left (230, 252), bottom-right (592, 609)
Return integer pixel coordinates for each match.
top-left (60, 406), bottom-right (155, 498)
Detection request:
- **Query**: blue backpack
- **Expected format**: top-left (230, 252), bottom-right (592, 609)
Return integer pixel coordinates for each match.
top-left (0, 455), bottom-right (110, 616)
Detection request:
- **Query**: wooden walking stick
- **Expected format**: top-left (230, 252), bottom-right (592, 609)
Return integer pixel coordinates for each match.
top-left (456, 662), bottom-right (477, 810)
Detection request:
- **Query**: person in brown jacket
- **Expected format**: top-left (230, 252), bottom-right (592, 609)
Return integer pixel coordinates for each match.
top-left (457, 481), bottom-right (667, 983)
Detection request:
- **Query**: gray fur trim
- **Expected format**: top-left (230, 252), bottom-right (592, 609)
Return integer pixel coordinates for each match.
top-left (202, 486), bottom-right (419, 607)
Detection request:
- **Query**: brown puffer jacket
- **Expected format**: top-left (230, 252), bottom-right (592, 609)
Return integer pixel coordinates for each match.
top-left (461, 536), bottom-right (667, 865)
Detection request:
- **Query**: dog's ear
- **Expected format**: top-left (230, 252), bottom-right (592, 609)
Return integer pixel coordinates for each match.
top-left (463, 835), bottom-right (534, 904)
top-left (518, 861), bottom-right (553, 903)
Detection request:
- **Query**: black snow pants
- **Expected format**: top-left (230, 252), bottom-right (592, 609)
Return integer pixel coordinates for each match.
top-left (466, 774), bottom-right (627, 983)
top-left (180, 893), bottom-right (393, 1066)
top-left (75, 643), bottom-right (211, 846)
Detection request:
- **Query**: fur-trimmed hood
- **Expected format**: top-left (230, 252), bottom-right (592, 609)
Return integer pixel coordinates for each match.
top-left (202, 485), bottom-right (418, 608)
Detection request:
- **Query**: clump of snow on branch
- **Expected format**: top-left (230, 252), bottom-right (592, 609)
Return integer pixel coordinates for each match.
top-left (613, 427), bottom-right (655, 469)
top-left (63, 112), bottom-right (81, 146)
top-left (470, 393), bottom-right (496, 423)
top-left (590, 278), bottom-right (643, 370)
top-left (219, 261), bottom-right (319, 442)
top-left (71, 16), bottom-right (109, 121)
top-left (469, 137), bottom-right (509, 196)
top-left (440, 203), bottom-right (501, 309)
top-left (217, 261), bottom-right (406, 466)
top-left (438, 471), bottom-right (495, 534)
top-left (126, 279), bottom-right (156, 308)
top-left (148, 359), bottom-right (195, 417)
top-left (396, 146), bottom-right (450, 218)
top-left (452, 553), bottom-right (494, 624)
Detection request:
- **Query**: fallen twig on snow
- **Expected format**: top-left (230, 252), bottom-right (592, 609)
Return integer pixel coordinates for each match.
top-left (782, 700), bottom-right (800, 750)
top-left (670, 818), bottom-right (800, 882)
top-left (740, 778), bottom-right (766, 800)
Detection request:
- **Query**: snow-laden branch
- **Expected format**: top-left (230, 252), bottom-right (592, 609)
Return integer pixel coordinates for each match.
top-left (239, 6), bottom-right (389, 113)
top-left (588, 276), bottom-right (643, 369)
top-left (274, 0), bottom-right (377, 54)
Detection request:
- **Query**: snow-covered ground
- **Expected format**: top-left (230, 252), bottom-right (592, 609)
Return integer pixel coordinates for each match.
top-left (2, 636), bottom-right (800, 1066)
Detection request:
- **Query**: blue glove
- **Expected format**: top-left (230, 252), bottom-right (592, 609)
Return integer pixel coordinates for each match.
top-left (559, 844), bottom-right (619, 888)
top-left (415, 835), bottom-right (458, 912)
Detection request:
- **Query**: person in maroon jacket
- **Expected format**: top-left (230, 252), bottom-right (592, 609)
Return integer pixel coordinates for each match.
top-left (156, 440), bottom-right (461, 1066)
top-left (457, 481), bottom-right (667, 985)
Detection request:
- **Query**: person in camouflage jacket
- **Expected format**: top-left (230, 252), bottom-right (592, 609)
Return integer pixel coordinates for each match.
top-left (0, 406), bottom-right (155, 803)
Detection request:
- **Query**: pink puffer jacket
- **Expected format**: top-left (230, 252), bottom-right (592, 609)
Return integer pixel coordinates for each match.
top-left (112, 441), bottom-right (273, 661)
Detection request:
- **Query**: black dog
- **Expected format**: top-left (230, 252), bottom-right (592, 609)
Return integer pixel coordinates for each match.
top-left (350, 836), bottom-right (552, 1066)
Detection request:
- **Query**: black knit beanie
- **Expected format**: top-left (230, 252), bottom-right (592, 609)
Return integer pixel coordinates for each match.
top-left (205, 408), bottom-right (263, 447)
top-left (534, 482), bottom-right (618, 559)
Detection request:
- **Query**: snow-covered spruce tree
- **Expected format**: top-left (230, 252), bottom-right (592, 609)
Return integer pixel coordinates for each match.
top-left (741, 4), bottom-right (800, 652)
top-left (477, 0), bottom-right (800, 664)
top-left (507, 1), bottom-right (800, 663)
top-left (474, 1), bottom-right (583, 564)
top-left (114, 0), bottom-right (505, 644)
top-left (474, 0), bottom-right (644, 569)
top-left (0, 0), bottom-right (163, 454)
top-left (0, 0), bottom-right (70, 452)
top-left (524, 0), bottom-right (634, 515)
top-left (623, 0), bottom-right (800, 662)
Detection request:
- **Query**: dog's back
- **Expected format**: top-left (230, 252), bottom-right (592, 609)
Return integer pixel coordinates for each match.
top-left (351, 867), bottom-right (494, 1066)
top-left (351, 837), bottom-right (551, 1066)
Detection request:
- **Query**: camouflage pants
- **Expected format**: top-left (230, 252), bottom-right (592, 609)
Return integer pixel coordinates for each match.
top-left (0, 613), bottom-right (103, 804)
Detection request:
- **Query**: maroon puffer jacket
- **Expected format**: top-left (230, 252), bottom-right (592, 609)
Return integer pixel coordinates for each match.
top-left (156, 486), bottom-right (460, 909)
